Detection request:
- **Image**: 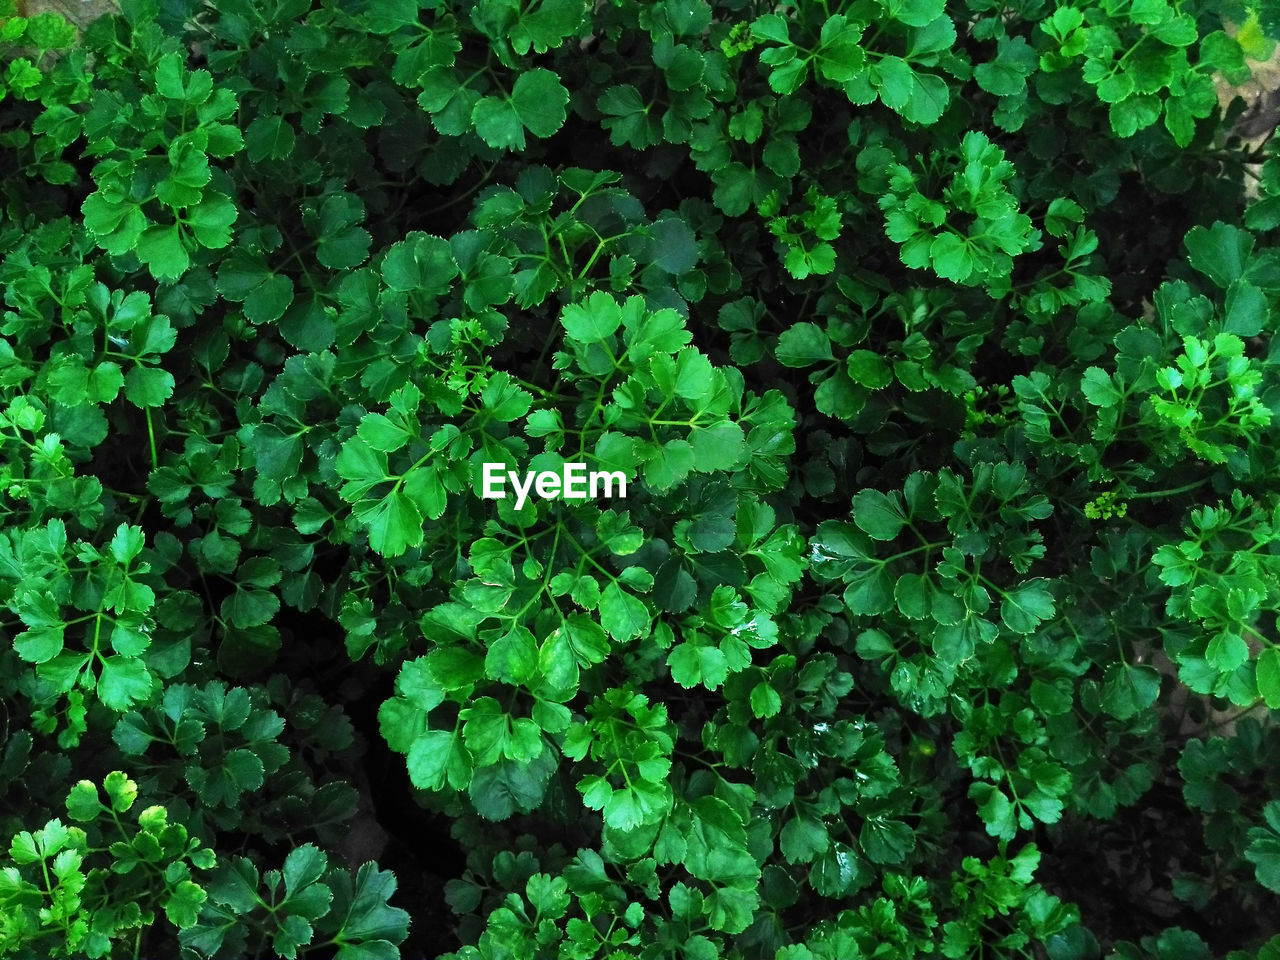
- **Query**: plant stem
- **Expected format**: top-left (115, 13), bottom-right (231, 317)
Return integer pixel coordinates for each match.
top-left (145, 409), bottom-right (158, 471)
top-left (1125, 477), bottom-right (1210, 500)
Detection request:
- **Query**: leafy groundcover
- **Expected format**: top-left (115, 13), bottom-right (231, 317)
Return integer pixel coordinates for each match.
top-left (2, 0), bottom-right (1280, 956)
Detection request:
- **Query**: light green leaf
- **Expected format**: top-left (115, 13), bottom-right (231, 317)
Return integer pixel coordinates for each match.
top-left (511, 68), bottom-right (570, 138)
top-left (355, 489), bottom-right (424, 558)
top-left (873, 55), bottom-right (914, 110)
top-left (999, 579), bottom-right (1055, 634)
top-left (407, 730), bottom-right (459, 791)
top-left (851, 489), bottom-right (907, 540)
top-left (887, 0), bottom-right (945, 27)
top-left (668, 641), bottom-right (729, 689)
top-left (98, 656), bottom-right (155, 711)
top-left (1080, 367), bottom-right (1122, 407)
top-left (775, 323), bottom-right (832, 367)
top-left (124, 366), bottom-right (176, 408)
top-left (486, 627), bottom-right (539, 686)
top-left (562, 291), bottom-right (623, 342)
top-left (846, 350), bottom-right (892, 388)
top-left (1257, 648), bottom-right (1280, 709)
top-left (599, 582), bottom-right (649, 641)
top-left (749, 681), bottom-right (782, 717)
top-left (473, 95), bottom-right (524, 150)
top-left (136, 223), bottom-right (189, 280)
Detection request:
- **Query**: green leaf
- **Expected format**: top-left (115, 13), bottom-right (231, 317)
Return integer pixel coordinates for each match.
top-left (1109, 93), bottom-right (1161, 138)
top-left (775, 323), bottom-right (832, 367)
top-left (480, 372), bottom-right (533, 421)
top-left (217, 250), bottom-right (294, 325)
top-left (509, 0), bottom-right (585, 53)
top-left (1184, 221), bottom-right (1253, 289)
top-left (15, 624), bottom-right (65, 664)
top-left (222, 587), bottom-right (280, 629)
top-left (810, 842), bottom-right (870, 896)
top-left (690, 422), bottom-right (745, 472)
top-left (668, 640), bottom-right (728, 689)
top-left (975, 36), bottom-right (1038, 96)
top-left (82, 194), bottom-right (146, 255)
top-left (407, 730), bottom-right (463, 791)
top-left (1101, 663), bottom-right (1161, 720)
top-left (894, 572), bottom-right (932, 619)
top-left (1044, 197), bottom-right (1084, 237)
top-left (560, 616), bottom-right (609, 670)
top-left (1095, 70), bottom-right (1135, 105)
top-left (486, 627), bottom-right (539, 686)
top-left (124, 365), bottom-right (176, 407)
top-left (328, 862), bottom-right (411, 956)
top-left (900, 70), bottom-right (949, 124)
top-left (469, 753), bottom-right (555, 819)
top-left (649, 216), bottom-right (698, 274)
top-left (357, 414), bottom-right (411, 454)
top-left (283, 843), bottom-right (328, 900)
top-left (1245, 802), bottom-right (1280, 892)
top-left (363, 0), bottom-right (419, 31)
top-left (873, 56), bottom-right (914, 110)
top-left (109, 524), bottom-right (145, 565)
top-left (599, 83), bottom-right (662, 148)
top-left (562, 291), bottom-right (623, 342)
top-left (999, 579), bottom-right (1055, 634)
top-left (599, 582), bottom-right (649, 641)
top-left (354, 489), bottom-right (424, 558)
top-left (311, 194), bottom-right (371, 270)
top-left (382, 232), bottom-right (458, 294)
top-left (846, 350), bottom-right (892, 388)
top-left (187, 194), bottom-right (238, 248)
top-left (851, 489), bottom-right (908, 540)
top-left (245, 115), bottom-right (297, 162)
top-left (674, 348), bottom-right (715, 399)
top-left (165, 881), bottom-right (208, 928)
top-left (860, 818), bottom-right (915, 864)
top-left (815, 15), bottom-right (866, 82)
top-left (780, 816), bottom-right (829, 863)
top-left (97, 656), bottom-right (155, 712)
top-left (65, 780), bottom-right (102, 821)
top-left (971, 783), bottom-right (1017, 839)
top-left (749, 681), bottom-right (782, 718)
top-left (102, 770), bottom-right (138, 813)
top-left (473, 95), bottom-right (524, 150)
top-left (887, 0), bottom-right (945, 27)
top-left (155, 51), bottom-right (212, 103)
top-left (474, 69), bottom-right (569, 149)
top-left (644, 438), bottom-right (695, 490)
top-left (136, 223), bottom-right (189, 280)
top-left (511, 68), bottom-right (570, 138)
top-left (1200, 30), bottom-right (1250, 83)
top-left (929, 232), bottom-right (972, 282)
top-left (1080, 367), bottom-right (1122, 407)
top-left (1224, 280), bottom-right (1266, 337)
top-left (751, 13), bottom-right (791, 44)
top-left (525, 873), bottom-right (571, 919)
top-left (1255, 648), bottom-right (1280, 708)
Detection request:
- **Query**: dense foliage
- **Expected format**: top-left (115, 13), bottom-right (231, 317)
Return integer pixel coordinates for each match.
top-left (1, 0), bottom-right (1279, 956)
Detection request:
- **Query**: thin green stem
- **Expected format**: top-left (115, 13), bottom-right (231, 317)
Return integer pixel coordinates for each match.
top-left (145, 409), bottom-right (158, 471)
top-left (1124, 477), bottom-right (1210, 500)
